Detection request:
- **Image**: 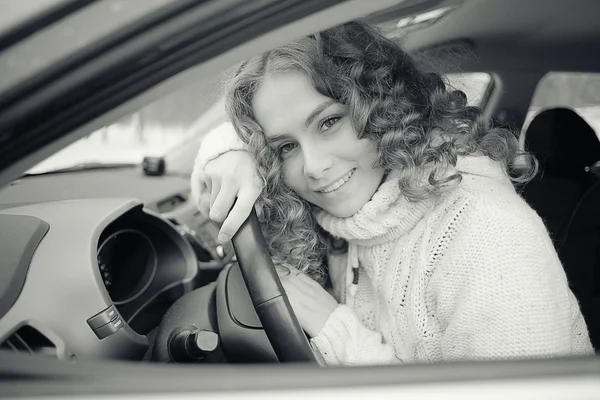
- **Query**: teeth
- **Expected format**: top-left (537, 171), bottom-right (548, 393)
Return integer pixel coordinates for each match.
top-left (320, 169), bottom-right (355, 193)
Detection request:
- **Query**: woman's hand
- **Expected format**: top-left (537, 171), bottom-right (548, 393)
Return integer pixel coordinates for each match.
top-left (198, 151), bottom-right (263, 243)
top-left (279, 270), bottom-right (339, 338)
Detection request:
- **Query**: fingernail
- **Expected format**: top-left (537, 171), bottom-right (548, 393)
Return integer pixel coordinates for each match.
top-left (218, 234), bottom-right (230, 243)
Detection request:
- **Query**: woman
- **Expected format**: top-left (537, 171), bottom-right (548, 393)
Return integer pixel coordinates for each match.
top-left (191, 22), bottom-right (594, 365)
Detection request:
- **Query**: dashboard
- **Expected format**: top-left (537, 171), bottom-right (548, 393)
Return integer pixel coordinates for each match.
top-left (0, 195), bottom-right (230, 361)
top-left (97, 228), bottom-right (158, 306)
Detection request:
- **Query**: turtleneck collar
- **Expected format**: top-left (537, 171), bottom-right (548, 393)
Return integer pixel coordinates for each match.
top-left (314, 155), bottom-right (510, 245)
top-left (315, 169), bottom-right (433, 245)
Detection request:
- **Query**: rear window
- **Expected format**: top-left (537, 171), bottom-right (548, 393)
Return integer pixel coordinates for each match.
top-left (444, 72), bottom-right (492, 107)
top-left (524, 72), bottom-right (600, 138)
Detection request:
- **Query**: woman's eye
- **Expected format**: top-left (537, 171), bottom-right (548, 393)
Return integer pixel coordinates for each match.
top-left (279, 142), bottom-right (297, 156)
top-left (321, 116), bottom-right (341, 131)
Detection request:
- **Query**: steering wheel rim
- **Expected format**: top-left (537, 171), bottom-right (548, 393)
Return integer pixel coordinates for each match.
top-left (231, 209), bottom-right (316, 363)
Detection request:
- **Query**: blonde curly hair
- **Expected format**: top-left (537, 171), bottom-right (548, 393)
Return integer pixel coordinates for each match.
top-left (224, 21), bottom-right (537, 284)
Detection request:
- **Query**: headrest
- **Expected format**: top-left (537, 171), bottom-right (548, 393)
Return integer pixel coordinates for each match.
top-left (524, 107), bottom-right (600, 175)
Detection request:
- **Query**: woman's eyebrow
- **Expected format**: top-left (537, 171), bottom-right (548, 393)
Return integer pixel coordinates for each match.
top-left (303, 100), bottom-right (336, 129)
top-left (266, 100), bottom-right (337, 143)
top-left (266, 133), bottom-right (290, 144)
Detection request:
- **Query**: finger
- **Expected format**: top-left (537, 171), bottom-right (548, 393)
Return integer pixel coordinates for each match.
top-left (198, 196), bottom-right (210, 218)
top-left (205, 176), bottom-right (213, 198)
top-left (209, 179), bottom-right (220, 210)
top-left (217, 186), bottom-right (261, 243)
top-left (209, 182), bottom-right (238, 224)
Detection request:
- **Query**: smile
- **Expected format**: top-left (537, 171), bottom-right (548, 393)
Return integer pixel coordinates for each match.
top-left (317, 169), bottom-right (356, 194)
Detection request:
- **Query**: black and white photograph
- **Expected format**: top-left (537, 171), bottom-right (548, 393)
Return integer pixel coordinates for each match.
top-left (0, 0), bottom-right (599, 398)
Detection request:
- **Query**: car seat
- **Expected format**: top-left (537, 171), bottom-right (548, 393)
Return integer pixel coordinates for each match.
top-left (560, 180), bottom-right (600, 351)
top-left (521, 107), bottom-right (600, 351)
top-left (520, 107), bottom-right (600, 248)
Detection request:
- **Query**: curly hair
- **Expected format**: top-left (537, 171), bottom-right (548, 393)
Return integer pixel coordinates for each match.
top-left (224, 21), bottom-right (537, 284)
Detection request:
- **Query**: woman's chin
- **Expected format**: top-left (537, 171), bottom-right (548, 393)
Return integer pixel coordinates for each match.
top-left (319, 201), bottom-right (364, 218)
top-left (306, 169), bottom-right (385, 218)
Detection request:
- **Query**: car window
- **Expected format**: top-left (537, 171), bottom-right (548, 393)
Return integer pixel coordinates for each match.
top-left (444, 72), bottom-right (492, 107)
top-left (524, 72), bottom-right (600, 137)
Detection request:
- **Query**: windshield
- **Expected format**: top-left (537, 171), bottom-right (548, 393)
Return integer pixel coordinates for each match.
top-left (1, 0), bottom-right (227, 176)
top-left (27, 88), bottom-right (226, 175)
top-left (27, 120), bottom-right (187, 174)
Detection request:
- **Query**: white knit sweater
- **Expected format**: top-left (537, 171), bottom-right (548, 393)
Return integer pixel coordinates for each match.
top-left (192, 125), bottom-right (595, 366)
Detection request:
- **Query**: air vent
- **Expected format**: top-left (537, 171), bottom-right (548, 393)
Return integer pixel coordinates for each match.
top-left (1, 325), bottom-right (57, 357)
top-left (156, 194), bottom-right (187, 213)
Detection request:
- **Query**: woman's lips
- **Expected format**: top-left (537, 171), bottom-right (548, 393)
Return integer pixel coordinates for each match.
top-left (317, 168), bottom-right (356, 194)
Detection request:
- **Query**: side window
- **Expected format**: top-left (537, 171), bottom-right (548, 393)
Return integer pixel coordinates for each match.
top-left (444, 72), bottom-right (492, 107)
top-left (524, 72), bottom-right (600, 137)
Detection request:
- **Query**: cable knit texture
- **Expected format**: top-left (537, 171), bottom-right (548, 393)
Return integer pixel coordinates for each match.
top-left (191, 126), bottom-right (595, 366)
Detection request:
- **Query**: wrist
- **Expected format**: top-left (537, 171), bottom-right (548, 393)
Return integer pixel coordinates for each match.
top-left (195, 122), bottom-right (247, 173)
top-left (311, 301), bottom-right (339, 338)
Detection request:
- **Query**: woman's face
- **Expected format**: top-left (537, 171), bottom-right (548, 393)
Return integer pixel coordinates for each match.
top-left (252, 71), bottom-right (385, 218)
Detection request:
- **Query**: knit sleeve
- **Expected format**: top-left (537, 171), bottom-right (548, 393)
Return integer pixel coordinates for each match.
top-left (310, 305), bottom-right (401, 365)
top-left (432, 198), bottom-right (595, 360)
top-left (190, 122), bottom-right (248, 210)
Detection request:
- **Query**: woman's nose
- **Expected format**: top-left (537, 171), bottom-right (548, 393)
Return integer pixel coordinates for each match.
top-left (302, 147), bottom-right (333, 179)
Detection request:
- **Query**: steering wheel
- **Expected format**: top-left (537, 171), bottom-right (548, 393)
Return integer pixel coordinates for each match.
top-left (230, 209), bottom-right (316, 363)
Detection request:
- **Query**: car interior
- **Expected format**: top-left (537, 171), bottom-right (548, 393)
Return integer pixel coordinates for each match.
top-left (519, 108), bottom-right (600, 348)
top-left (0, 0), bottom-right (599, 396)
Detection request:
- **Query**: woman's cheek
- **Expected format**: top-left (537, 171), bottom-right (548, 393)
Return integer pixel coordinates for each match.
top-left (357, 138), bottom-right (381, 165)
top-left (281, 154), bottom-right (304, 193)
